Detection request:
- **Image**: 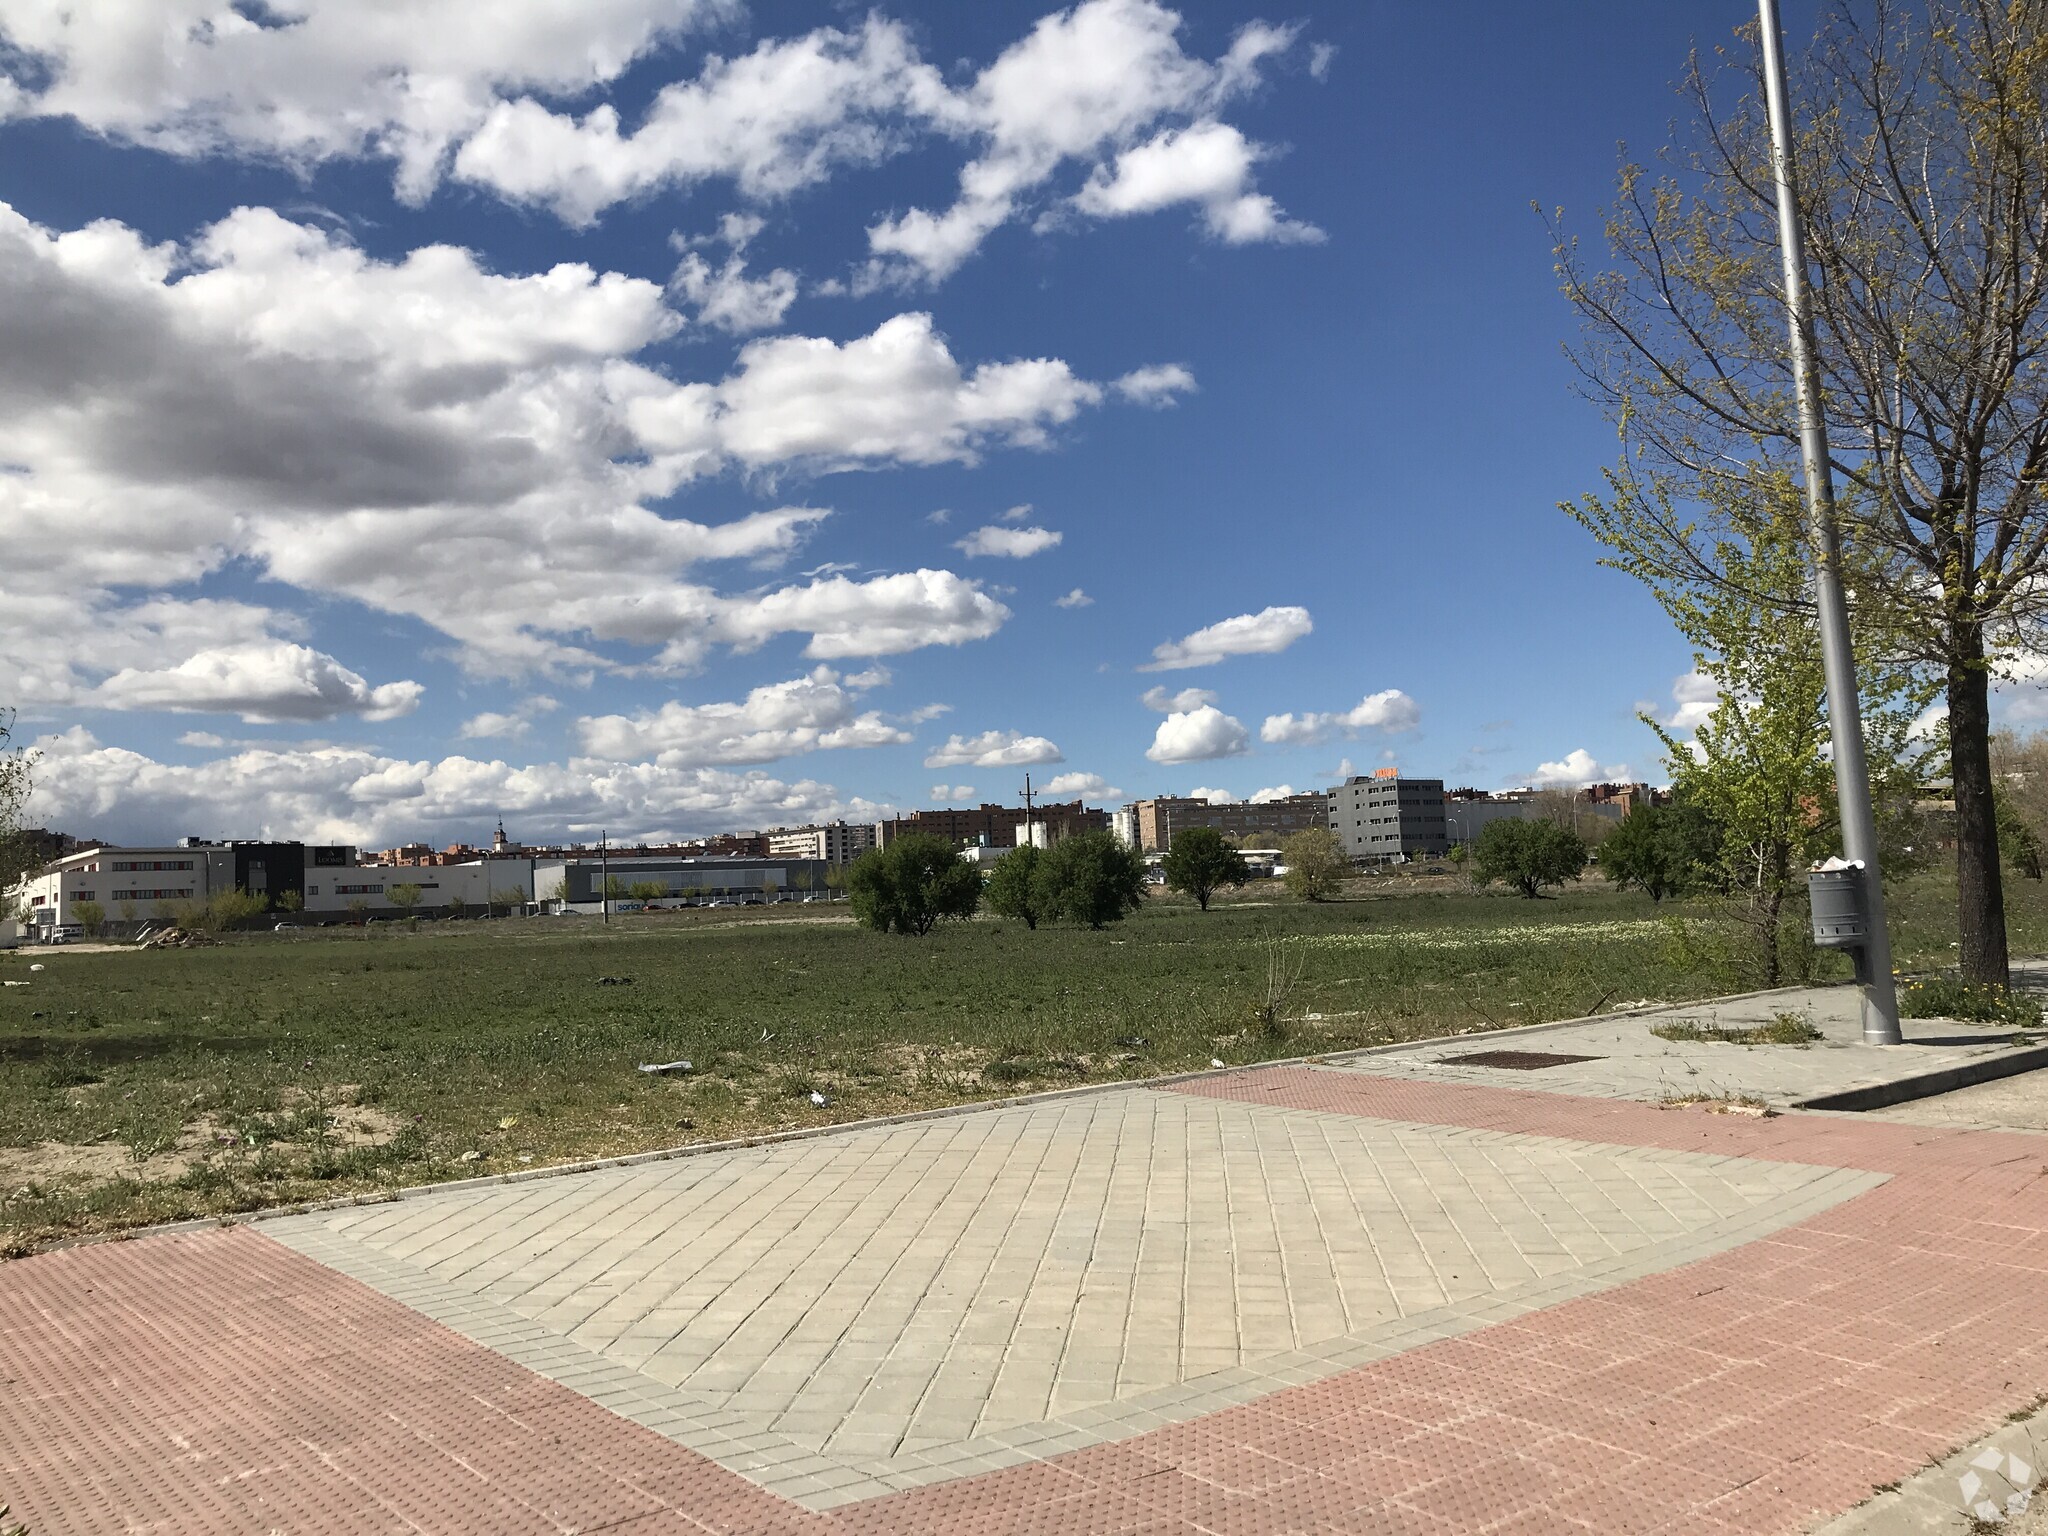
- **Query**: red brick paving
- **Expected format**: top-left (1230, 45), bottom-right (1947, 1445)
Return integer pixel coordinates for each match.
top-left (6, 1066), bottom-right (2048, 1533)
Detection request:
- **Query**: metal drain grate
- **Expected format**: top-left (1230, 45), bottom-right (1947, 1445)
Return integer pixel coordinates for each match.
top-left (1439, 1050), bottom-right (1603, 1070)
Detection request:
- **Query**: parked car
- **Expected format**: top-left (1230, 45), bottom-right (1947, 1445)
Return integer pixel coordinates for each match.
top-left (43, 924), bottom-right (83, 945)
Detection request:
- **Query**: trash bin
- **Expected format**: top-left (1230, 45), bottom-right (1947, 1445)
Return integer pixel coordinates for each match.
top-left (1808, 862), bottom-right (1868, 950)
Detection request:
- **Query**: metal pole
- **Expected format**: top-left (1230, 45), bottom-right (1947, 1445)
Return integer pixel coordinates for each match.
top-left (1757, 0), bottom-right (1901, 1043)
top-left (600, 830), bottom-right (609, 926)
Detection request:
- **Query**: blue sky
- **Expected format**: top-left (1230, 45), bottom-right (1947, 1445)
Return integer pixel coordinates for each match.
top-left (0, 1), bottom-right (1833, 846)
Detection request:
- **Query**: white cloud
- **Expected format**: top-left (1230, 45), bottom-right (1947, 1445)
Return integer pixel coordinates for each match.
top-left (955, 524), bottom-right (1063, 559)
top-left (0, 0), bottom-right (728, 202)
top-left (5, 3), bottom-right (1315, 285)
top-left (1308, 42), bottom-right (1336, 80)
top-left (1141, 606), bottom-right (1312, 671)
top-left (1146, 705), bottom-right (1251, 763)
top-left (22, 725), bottom-right (889, 850)
top-left (460, 712), bottom-right (531, 741)
top-left (1055, 588), bottom-right (1094, 609)
top-left (998, 503), bottom-right (1032, 522)
top-left (1260, 689), bottom-right (1420, 745)
top-left (1187, 786), bottom-right (1236, 803)
top-left (0, 206), bottom-right (1147, 690)
top-left (1661, 671), bottom-right (1719, 733)
top-left (710, 313), bottom-right (1102, 470)
top-left (91, 642), bottom-right (422, 723)
top-left (452, 17), bottom-right (947, 225)
top-left (865, 1), bottom-right (1303, 283)
top-left (1141, 685), bottom-right (1219, 713)
top-left (930, 783), bottom-right (975, 801)
top-left (1248, 784), bottom-right (1301, 803)
top-left (1113, 363), bottom-right (1196, 406)
top-left (1041, 771), bottom-right (1121, 800)
top-left (575, 665), bottom-right (910, 764)
top-left (1524, 749), bottom-right (1631, 789)
top-left (923, 730), bottom-right (1064, 769)
top-left (1073, 121), bottom-right (1321, 245)
top-left (670, 251), bottom-right (798, 334)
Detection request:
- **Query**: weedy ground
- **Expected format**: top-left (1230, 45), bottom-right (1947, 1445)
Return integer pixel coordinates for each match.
top-left (1, 869), bottom-right (2038, 1253)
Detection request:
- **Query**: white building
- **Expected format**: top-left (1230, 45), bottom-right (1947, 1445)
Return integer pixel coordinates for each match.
top-left (765, 821), bottom-right (877, 863)
top-left (11, 843), bottom-right (236, 931)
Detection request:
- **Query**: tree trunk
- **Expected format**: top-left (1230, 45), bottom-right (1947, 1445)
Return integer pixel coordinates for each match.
top-left (1949, 642), bottom-right (2011, 987)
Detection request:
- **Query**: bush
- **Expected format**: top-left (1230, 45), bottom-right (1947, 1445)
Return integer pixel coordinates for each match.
top-left (846, 834), bottom-right (983, 935)
top-left (1899, 978), bottom-right (2044, 1026)
top-left (1472, 819), bottom-right (1588, 898)
top-left (1281, 828), bottom-right (1348, 902)
top-left (1036, 832), bottom-right (1148, 929)
top-left (984, 846), bottom-right (1049, 928)
top-left (71, 898), bottom-right (104, 936)
top-left (1599, 802), bottom-right (1719, 902)
top-left (1161, 827), bottom-right (1249, 911)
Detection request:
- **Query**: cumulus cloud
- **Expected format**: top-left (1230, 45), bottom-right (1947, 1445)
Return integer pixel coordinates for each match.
top-left (1113, 364), bottom-right (1196, 406)
top-left (6, 3), bottom-right (1317, 283)
top-left (23, 725), bottom-right (890, 850)
top-left (0, 0), bottom-right (727, 202)
top-left (575, 666), bottom-right (910, 765)
top-left (1187, 786), bottom-right (1236, 803)
top-left (0, 205), bottom-right (1160, 692)
top-left (1248, 784), bottom-right (1302, 803)
top-left (866, 2), bottom-right (1304, 282)
top-left (90, 643), bottom-right (422, 723)
top-left (929, 783), bottom-right (975, 801)
top-left (1141, 685), bottom-right (1219, 712)
top-left (1259, 689), bottom-right (1420, 745)
top-left (1146, 704), bottom-right (1251, 763)
top-left (923, 730), bottom-right (1064, 769)
top-left (1524, 749), bottom-right (1631, 789)
top-left (1073, 122), bottom-right (1320, 245)
top-left (1054, 588), bottom-right (1094, 608)
top-left (670, 251), bottom-right (798, 334)
top-left (460, 711), bottom-right (531, 741)
top-left (1141, 606), bottom-right (1312, 671)
top-left (1661, 671), bottom-right (1719, 733)
top-left (1041, 771), bottom-right (1122, 800)
top-left (955, 524), bottom-right (1063, 559)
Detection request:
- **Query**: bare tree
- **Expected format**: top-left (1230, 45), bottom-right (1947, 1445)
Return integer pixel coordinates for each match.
top-left (1559, 2), bottom-right (2048, 984)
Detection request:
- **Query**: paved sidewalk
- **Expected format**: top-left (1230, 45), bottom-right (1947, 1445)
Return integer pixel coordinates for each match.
top-left (7, 983), bottom-right (2048, 1533)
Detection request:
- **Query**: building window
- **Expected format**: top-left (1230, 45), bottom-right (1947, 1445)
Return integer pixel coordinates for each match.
top-left (72, 890), bottom-right (95, 901)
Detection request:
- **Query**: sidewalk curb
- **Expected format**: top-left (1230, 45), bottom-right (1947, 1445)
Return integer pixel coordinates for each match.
top-left (1816, 1398), bottom-right (2048, 1534)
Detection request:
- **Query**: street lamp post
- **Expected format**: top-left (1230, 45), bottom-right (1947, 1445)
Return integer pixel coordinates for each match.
top-left (1757, 0), bottom-right (1902, 1044)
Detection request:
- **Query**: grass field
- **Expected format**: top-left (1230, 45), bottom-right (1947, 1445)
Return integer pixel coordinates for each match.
top-left (2, 869), bottom-right (2041, 1253)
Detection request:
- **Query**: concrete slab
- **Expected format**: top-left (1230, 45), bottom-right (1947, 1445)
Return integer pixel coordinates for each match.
top-left (266, 1086), bottom-right (1879, 1509)
top-left (1317, 972), bottom-right (2048, 1111)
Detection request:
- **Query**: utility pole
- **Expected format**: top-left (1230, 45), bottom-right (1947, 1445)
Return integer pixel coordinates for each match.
top-left (1757, 0), bottom-right (1901, 1044)
top-left (599, 830), bottom-right (609, 926)
top-left (1020, 773), bottom-right (1035, 850)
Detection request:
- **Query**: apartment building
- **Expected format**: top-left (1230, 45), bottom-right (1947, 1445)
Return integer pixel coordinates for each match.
top-left (874, 800), bottom-right (1106, 849)
top-left (1329, 773), bottom-right (1449, 863)
top-left (765, 821), bottom-right (877, 863)
top-left (1129, 793), bottom-right (1333, 852)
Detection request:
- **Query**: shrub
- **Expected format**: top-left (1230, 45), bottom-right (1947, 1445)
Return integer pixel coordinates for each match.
top-left (1161, 827), bottom-right (1250, 911)
top-left (846, 834), bottom-right (983, 936)
top-left (984, 845), bottom-right (1049, 928)
top-left (1281, 828), bottom-right (1348, 902)
top-left (1899, 978), bottom-right (2044, 1026)
top-left (1036, 832), bottom-right (1148, 929)
top-left (1473, 819), bottom-right (1588, 898)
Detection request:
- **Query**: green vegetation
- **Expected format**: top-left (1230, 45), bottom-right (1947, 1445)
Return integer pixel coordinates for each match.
top-left (1160, 827), bottom-right (1249, 912)
top-left (71, 899), bottom-right (104, 937)
top-left (845, 833), bottom-right (983, 935)
top-left (1649, 1012), bottom-right (1824, 1047)
top-left (1472, 819), bottom-right (1588, 898)
top-left (1, 871), bottom-right (2042, 1253)
top-left (1598, 803), bottom-right (1718, 904)
top-left (1281, 828), bottom-right (1347, 902)
top-left (1036, 832), bottom-right (1147, 929)
top-left (386, 883), bottom-right (424, 914)
top-left (983, 845), bottom-right (1048, 929)
top-left (1898, 978), bottom-right (2044, 1027)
